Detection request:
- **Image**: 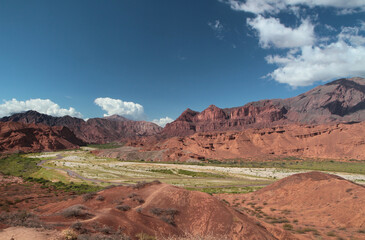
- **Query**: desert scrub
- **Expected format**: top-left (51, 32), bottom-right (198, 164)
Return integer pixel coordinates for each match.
top-left (283, 223), bottom-right (293, 230)
top-left (116, 205), bottom-right (131, 211)
top-left (149, 208), bottom-right (178, 226)
top-left (60, 204), bottom-right (93, 219)
top-left (96, 195), bottom-right (105, 201)
top-left (0, 210), bottom-right (44, 228)
top-left (82, 192), bottom-right (97, 201)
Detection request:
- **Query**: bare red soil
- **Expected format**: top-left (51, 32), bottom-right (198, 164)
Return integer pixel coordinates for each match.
top-left (216, 172), bottom-right (365, 239)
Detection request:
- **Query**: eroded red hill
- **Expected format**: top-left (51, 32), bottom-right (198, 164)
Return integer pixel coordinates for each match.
top-left (37, 181), bottom-right (293, 240)
top-left (216, 172), bottom-right (365, 239)
top-left (0, 121), bottom-right (84, 153)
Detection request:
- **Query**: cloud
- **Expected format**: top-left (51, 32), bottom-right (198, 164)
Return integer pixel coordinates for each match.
top-left (94, 97), bottom-right (145, 120)
top-left (247, 15), bottom-right (315, 48)
top-left (221, 0), bottom-right (365, 14)
top-left (265, 25), bottom-right (365, 86)
top-left (152, 116), bottom-right (174, 127)
top-left (0, 98), bottom-right (82, 118)
top-left (208, 20), bottom-right (224, 40)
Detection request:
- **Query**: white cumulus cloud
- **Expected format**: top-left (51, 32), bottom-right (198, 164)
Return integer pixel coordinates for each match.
top-left (0, 98), bottom-right (82, 118)
top-left (266, 26), bottom-right (365, 86)
top-left (94, 97), bottom-right (145, 120)
top-left (247, 15), bottom-right (315, 48)
top-left (222, 0), bottom-right (365, 14)
top-left (152, 116), bottom-right (174, 127)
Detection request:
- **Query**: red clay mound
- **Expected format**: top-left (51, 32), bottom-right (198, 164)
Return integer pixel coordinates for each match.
top-left (217, 172), bottom-right (365, 239)
top-left (0, 121), bottom-right (84, 153)
top-left (38, 181), bottom-right (294, 239)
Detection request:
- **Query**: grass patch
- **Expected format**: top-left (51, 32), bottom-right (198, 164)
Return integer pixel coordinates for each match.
top-left (0, 154), bottom-right (41, 177)
top-left (25, 177), bottom-right (102, 194)
top-left (149, 169), bottom-right (175, 175)
top-left (86, 143), bottom-right (124, 149)
top-left (30, 168), bottom-right (72, 183)
top-left (177, 169), bottom-right (224, 178)
top-left (202, 159), bottom-right (365, 174)
top-left (185, 186), bottom-right (263, 194)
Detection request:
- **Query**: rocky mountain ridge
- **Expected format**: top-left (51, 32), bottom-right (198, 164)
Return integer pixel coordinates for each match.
top-left (0, 111), bottom-right (162, 144)
top-left (163, 77), bottom-right (365, 136)
top-left (0, 121), bottom-right (84, 153)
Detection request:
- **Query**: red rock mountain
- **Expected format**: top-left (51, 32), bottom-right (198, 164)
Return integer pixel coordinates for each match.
top-left (0, 111), bottom-right (162, 144)
top-left (0, 121), bottom-right (84, 153)
top-left (163, 77), bottom-right (365, 137)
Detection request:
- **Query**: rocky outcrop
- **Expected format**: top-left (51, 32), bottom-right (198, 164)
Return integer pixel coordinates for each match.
top-left (0, 122), bottom-right (84, 153)
top-left (163, 77), bottom-right (365, 137)
top-left (1, 112), bottom-right (163, 144)
top-left (123, 121), bottom-right (365, 161)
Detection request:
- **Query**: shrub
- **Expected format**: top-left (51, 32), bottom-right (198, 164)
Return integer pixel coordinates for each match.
top-left (149, 208), bottom-right (178, 226)
top-left (116, 205), bottom-right (131, 211)
top-left (82, 192), bottom-right (97, 201)
top-left (0, 210), bottom-right (44, 228)
top-left (60, 205), bottom-right (93, 219)
top-left (96, 195), bottom-right (105, 201)
top-left (60, 228), bottom-right (78, 240)
top-left (128, 193), bottom-right (137, 198)
top-left (283, 224), bottom-right (293, 230)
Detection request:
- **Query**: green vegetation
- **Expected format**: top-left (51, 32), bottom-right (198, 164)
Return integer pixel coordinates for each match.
top-left (185, 186), bottom-right (263, 194)
top-left (25, 177), bottom-right (102, 194)
top-left (200, 159), bottom-right (365, 175)
top-left (0, 154), bottom-right (41, 177)
top-left (177, 169), bottom-right (224, 178)
top-left (30, 168), bottom-right (72, 183)
top-left (86, 142), bottom-right (124, 149)
top-left (149, 169), bottom-right (175, 175)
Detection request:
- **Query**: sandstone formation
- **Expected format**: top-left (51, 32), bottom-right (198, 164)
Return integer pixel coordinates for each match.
top-left (163, 77), bottom-right (365, 137)
top-left (1, 111), bottom-right (162, 144)
top-left (0, 121), bottom-right (84, 153)
top-left (121, 121), bottom-right (365, 161)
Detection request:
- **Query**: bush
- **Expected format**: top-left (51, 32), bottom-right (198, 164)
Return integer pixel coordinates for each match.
top-left (83, 192), bottom-right (97, 201)
top-left (283, 223), bottom-right (293, 230)
top-left (0, 210), bottom-right (44, 228)
top-left (61, 228), bottom-right (78, 240)
top-left (116, 205), bottom-right (131, 211)
top-left (96, 195), bottom-right (105, 201)
top-left (60, 205), bottom-right (93, 219)
top-left (149, 208), bottom-right (178, 226)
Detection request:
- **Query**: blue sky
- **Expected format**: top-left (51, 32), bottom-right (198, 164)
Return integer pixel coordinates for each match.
top-left (0, 0), bottom-right (364, 126)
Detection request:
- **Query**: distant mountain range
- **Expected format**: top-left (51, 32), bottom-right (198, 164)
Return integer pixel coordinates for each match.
top-left (1, 77), bottom-right (364, 147)
top-left (0, 111), bottom-right (162, 144)
top-left (162, 77), bottom-right (365, 136)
